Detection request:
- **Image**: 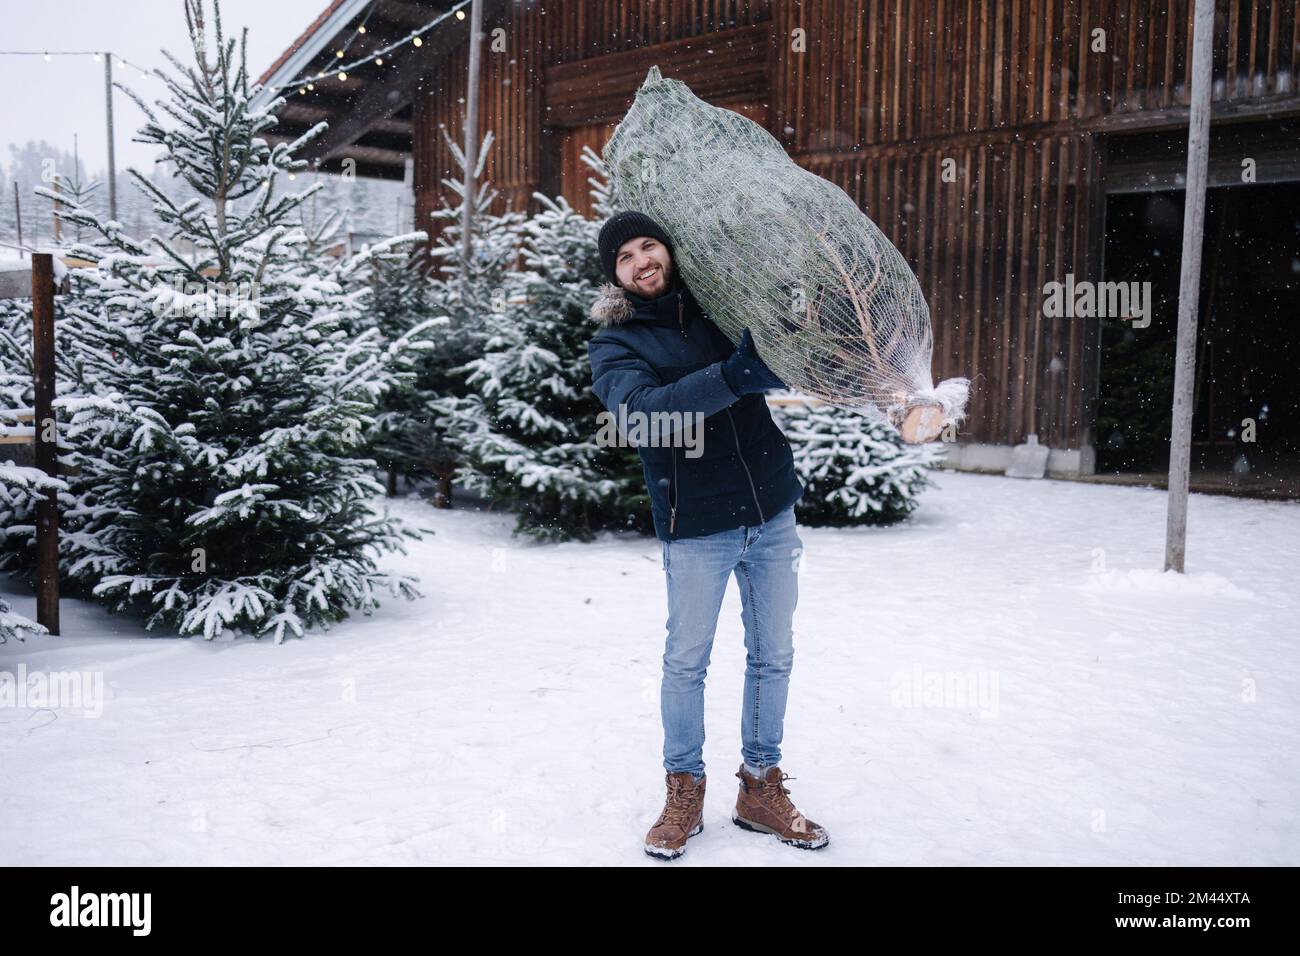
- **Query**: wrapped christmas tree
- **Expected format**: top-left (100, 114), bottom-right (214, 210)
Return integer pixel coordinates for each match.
top-left (602, 66), bottom-right (970, 442)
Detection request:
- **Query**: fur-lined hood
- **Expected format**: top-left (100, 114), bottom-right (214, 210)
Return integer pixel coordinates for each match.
top-left (590, 282), bottom-right (635, 327)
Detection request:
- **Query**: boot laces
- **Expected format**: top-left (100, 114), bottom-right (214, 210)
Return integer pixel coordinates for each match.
top-left (658, 776), bottom-right (699, 829)
top-left (752, 770), bottom-right (802, 822)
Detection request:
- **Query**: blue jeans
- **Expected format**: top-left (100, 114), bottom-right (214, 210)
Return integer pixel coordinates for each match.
top-left (659, 502), bottom-right (802, 780)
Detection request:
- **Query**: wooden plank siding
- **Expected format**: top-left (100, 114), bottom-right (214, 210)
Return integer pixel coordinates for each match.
top-left (408, 0), bottom-right (1300, 451)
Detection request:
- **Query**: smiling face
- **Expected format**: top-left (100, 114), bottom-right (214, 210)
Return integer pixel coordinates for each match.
top-left (614, 236), bottom-right (673, 297)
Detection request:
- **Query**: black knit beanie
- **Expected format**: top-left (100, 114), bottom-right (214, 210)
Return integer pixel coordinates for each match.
top-left (597, 211), bottom-right (674, 285)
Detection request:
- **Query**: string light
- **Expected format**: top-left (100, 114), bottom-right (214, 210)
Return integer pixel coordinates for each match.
top-left (0, 49), bottom-right (159, 79)
top-left (268, 0), bottom-right (474, 95)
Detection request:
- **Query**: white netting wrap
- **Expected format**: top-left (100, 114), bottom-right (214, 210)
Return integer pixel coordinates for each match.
top-left (603, 66), bottom-right (971, 434)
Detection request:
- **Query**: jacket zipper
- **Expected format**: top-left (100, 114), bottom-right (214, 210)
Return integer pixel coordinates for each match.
top-left (669, 295), bottom-right (685, 535)
top-left (669, 293), bottom-right (764, 534)
top-left (669, 445), bottom-right (677, 534)
top-left (726, 406), bottom-right (765, 523)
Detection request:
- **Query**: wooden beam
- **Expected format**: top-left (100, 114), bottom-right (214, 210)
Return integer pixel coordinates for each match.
top-left (271, 115), bottom-right (413, 143)
top-left (327, 143), bottom-right (412, 167)
top-left (368, 117), bottom-right (415, 136)
top-left (1090, 94), bottom-right (1300, 134)
top-left (277, 103), bottom-right (334, 124)
top-left (373, 0), bottom-right (439, 29)
top-left (544, 22), bottom-right (774, 128)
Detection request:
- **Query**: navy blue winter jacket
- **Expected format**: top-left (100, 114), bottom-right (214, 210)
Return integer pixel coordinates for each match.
top-left (586, 274), bottom-right (804, 542)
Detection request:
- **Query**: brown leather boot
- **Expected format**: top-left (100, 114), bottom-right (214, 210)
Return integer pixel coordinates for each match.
top-left (644, 771), bottom-right (706, 860)
top-left (732, 764), bottom-right (829, 849)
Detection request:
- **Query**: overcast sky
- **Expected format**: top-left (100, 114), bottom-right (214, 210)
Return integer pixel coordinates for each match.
top-left (1, 0), bottom-right (328, 175)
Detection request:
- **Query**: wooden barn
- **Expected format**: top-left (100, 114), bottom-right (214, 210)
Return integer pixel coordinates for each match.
top-left (257, 1), bottom-right (1300, 495)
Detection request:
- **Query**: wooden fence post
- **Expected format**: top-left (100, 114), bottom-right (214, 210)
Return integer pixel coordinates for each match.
top-left (31, 252), bottom-right (60, 635)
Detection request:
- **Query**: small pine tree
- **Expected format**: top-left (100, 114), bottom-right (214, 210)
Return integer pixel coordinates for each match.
top-left (447, 191), bottom-right (649, 540)
top-left (0, 595), bottom-right (43, 643)
top-left (49, 167), bottom-right (101, 245)
top-left (1, 309), bottom-right (67, 642)
top-left (0, 294), bottom-right (86, 581)
top-left (0, 461), bottom-right (64, 643)
top-left (419, 127), bottom-right (526, 505)
top-left (581, 144), bottom-right (617, 221)
top-left (363, 245), bottom-right (447, 492)
top-left (769, 398), bottom-right (943, 525)
top-left (29, 0), bottom-right (438, 640)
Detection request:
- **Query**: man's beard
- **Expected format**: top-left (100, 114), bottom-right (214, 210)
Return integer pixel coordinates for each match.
top-left (625, 261), bottom-right (674, 295)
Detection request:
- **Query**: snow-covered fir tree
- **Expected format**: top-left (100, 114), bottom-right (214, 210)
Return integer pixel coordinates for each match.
top-left (416, 127), bottom-right (525, 505)
top-left (0, 301), bottom-right (37, 582)
top-left (580, 144), bottom-right (617, 222)
top-left (0, 292), bottom-right (85, 583)
top-left (362, 244), bottom-right (446, 493)
top-left (768, 398), bottom-right (945, 525)
top-left (0, 592), bottom-right (44, 643)
top-left (280, 197), bottom-right (444, 498)
top-left (1, 354), bottom-right (66, 642)
top-left (0, 459), bottom-right (63, 643)
top-left (446, 188), bottom-right (648, 541)
top-left (1, 296), bottom-right (72, 642)
top-left (48, 136), bottom-right (102, 246)
top-left (28, 0), bottom-right (438, 641)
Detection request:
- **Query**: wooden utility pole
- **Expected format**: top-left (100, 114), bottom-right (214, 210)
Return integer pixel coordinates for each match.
top-left (104, 52), bottom-right (117, 221)
top-left (31, 253), bottom-right (60, 635)
top-left (51, 176), bottom-right (62, 242)
top-left (13, 182), bottom-right (23, 258)
top-left (460, 0), bottom-right (484, 268)
top-left (1165, 0), bottom-right (1216, 573)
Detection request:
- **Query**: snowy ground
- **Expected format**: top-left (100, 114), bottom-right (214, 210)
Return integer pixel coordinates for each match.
top-left (2, 471), bottom-right (1297, 866)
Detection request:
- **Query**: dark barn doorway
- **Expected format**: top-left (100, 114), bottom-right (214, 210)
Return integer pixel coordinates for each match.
top-left (1096, 167), bottom-right (1300, 498)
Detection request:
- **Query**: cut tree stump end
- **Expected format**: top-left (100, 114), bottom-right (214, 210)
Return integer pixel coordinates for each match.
top-left (898, 403), bottom-right (945, 444)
